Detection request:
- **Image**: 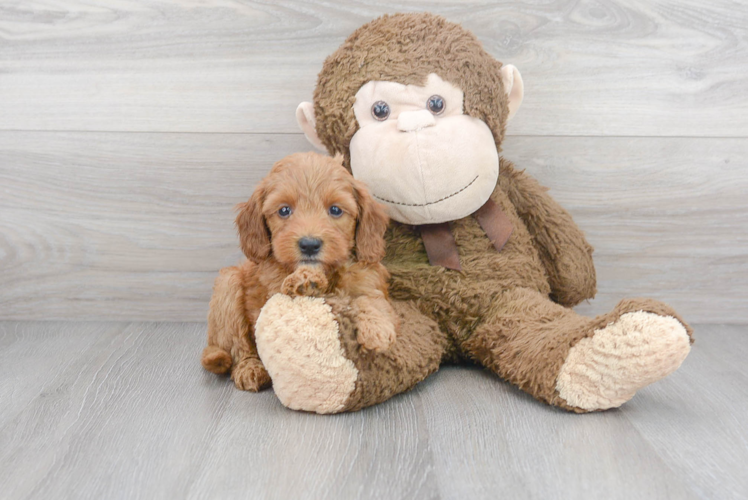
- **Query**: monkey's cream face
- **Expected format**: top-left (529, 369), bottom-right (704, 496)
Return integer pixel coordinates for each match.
top-left (349, 73), bottom-right (499, 225)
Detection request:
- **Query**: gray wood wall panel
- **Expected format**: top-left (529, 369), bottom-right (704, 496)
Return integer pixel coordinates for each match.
top-left (1, 132), bottom-right (745, 322)
top-left (0, 0), bottom-right (746, 323)
top-left (0, 0), bottom-right (746, 136)
top-left (1, 321), bottom-right (746, 499)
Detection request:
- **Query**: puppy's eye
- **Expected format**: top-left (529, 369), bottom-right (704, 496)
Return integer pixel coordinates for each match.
top-left (278, 206), bottom-right (292, 218)
top-left (328, 205), bottom-right (343, 218)
top-left (371, 101), bottom-right (390, 121)
top-left (427, 95), bottom-right (445, 115)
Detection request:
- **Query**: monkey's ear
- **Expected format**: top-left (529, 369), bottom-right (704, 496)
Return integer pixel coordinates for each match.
top-left (235, 186), bottom-right (271, 263)
top-left (500, 64), bottom-right (524, 120)
top-left (296, 102), bottom-right (328, 152)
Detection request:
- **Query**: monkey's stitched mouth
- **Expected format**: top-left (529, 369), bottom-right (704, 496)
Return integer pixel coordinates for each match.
top-left (372, 175), bottom-right (479, 207)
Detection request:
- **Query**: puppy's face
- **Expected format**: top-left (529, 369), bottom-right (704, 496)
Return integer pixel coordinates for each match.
top-left (236, 152), bottom-right (388, 271)
top-left (263, 161), bottom-right (358, 269)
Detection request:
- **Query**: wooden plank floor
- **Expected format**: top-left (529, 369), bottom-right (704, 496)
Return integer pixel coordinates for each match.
top-left (0, 321), bottom-right (745, 500)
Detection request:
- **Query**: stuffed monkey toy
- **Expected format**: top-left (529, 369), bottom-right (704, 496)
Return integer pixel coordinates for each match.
top-left (252, 13), bottom-right (693, 413)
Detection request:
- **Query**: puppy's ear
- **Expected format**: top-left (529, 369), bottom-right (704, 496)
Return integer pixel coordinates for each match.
top-left (235, 183), bottom-right (270, 263)
top-left (353, 179), bottom-right (389, 263)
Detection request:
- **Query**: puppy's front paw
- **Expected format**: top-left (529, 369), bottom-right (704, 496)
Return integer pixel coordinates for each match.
top-left (232, 357), bottom-right (271, 392)
top-left (281, 266), bottom-right (329, 297)
top-left (356, 317), bottom-right (396, 352)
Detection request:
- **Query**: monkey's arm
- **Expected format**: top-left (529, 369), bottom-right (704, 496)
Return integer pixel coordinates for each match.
top-left (498, 161), bottom-right (597, 307)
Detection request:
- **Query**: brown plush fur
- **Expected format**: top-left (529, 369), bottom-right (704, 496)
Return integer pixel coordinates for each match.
top-left (329, 297), bottom-right (451, 412)
top-left (300, 13), bottom-right (692, 413)
top-left (201, 152), bottom-right (396, 390)
top-left (313, 13), bottom-right (509, 167)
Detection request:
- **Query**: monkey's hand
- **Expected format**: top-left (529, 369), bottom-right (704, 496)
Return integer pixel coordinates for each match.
top-left (281, 266), bottom-right (329, 297)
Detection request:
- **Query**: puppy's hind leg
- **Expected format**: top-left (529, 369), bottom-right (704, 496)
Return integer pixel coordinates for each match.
top-left (203, 267), bottom-right (243, 374)
top-left (203, 265), bottom-right (270, 391)
top-left (201, 345), bottom-right (232, 374)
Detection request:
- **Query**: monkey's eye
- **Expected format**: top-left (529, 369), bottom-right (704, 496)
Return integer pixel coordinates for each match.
top-left (427, 95), bottom-right (445, 115)
top-left (278, 206), bottom-right (292, 218)
top-left (371, 101), bottom-right (390, 121)
top-left (328, 205), bottom-right (343, 218)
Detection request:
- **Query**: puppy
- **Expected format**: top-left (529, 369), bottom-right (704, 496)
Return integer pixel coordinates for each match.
top-left (201, 152), bottom-right (397, 391)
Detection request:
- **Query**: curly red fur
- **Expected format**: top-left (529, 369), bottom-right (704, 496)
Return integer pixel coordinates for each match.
top-left (202, 152), bottom-right (398, 391)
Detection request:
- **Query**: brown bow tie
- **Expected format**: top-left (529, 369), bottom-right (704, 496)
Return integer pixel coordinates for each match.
top-left (417, 198), bottom-right (513, 271)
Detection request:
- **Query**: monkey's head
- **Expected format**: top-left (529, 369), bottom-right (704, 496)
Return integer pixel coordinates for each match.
top-left (297, 13), bottom-right (523, 225)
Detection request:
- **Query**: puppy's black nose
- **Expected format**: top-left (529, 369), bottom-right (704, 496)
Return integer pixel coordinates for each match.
top-left (298, 237), bottom-right (322, 257)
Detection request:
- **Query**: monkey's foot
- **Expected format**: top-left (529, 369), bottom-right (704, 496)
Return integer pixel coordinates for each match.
top-left (556, 310), bottom-right (691, 411)
top-left (255, 294), bottom-right (358, 414)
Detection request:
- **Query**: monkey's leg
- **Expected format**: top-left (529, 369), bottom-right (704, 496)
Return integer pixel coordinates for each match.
top-left (203, 265), bottom-right (270, 392)
top-left (255, 294), bottom-right (448, 414)
top-left (461, 288), bottom-right (693, 412)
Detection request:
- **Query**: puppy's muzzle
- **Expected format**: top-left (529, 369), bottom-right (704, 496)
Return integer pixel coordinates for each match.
top-left (298, 237), bottom-right (323, 258)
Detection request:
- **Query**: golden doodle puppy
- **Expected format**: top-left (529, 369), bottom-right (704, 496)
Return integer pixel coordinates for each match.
top-left (201, 152), bottom-right (397, 391)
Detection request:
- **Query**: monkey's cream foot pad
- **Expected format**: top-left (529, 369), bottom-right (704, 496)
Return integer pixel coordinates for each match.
top-left (255, 294), bottom-right (358, 414)
top-left (556, 312), bottom-right (691, 411)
